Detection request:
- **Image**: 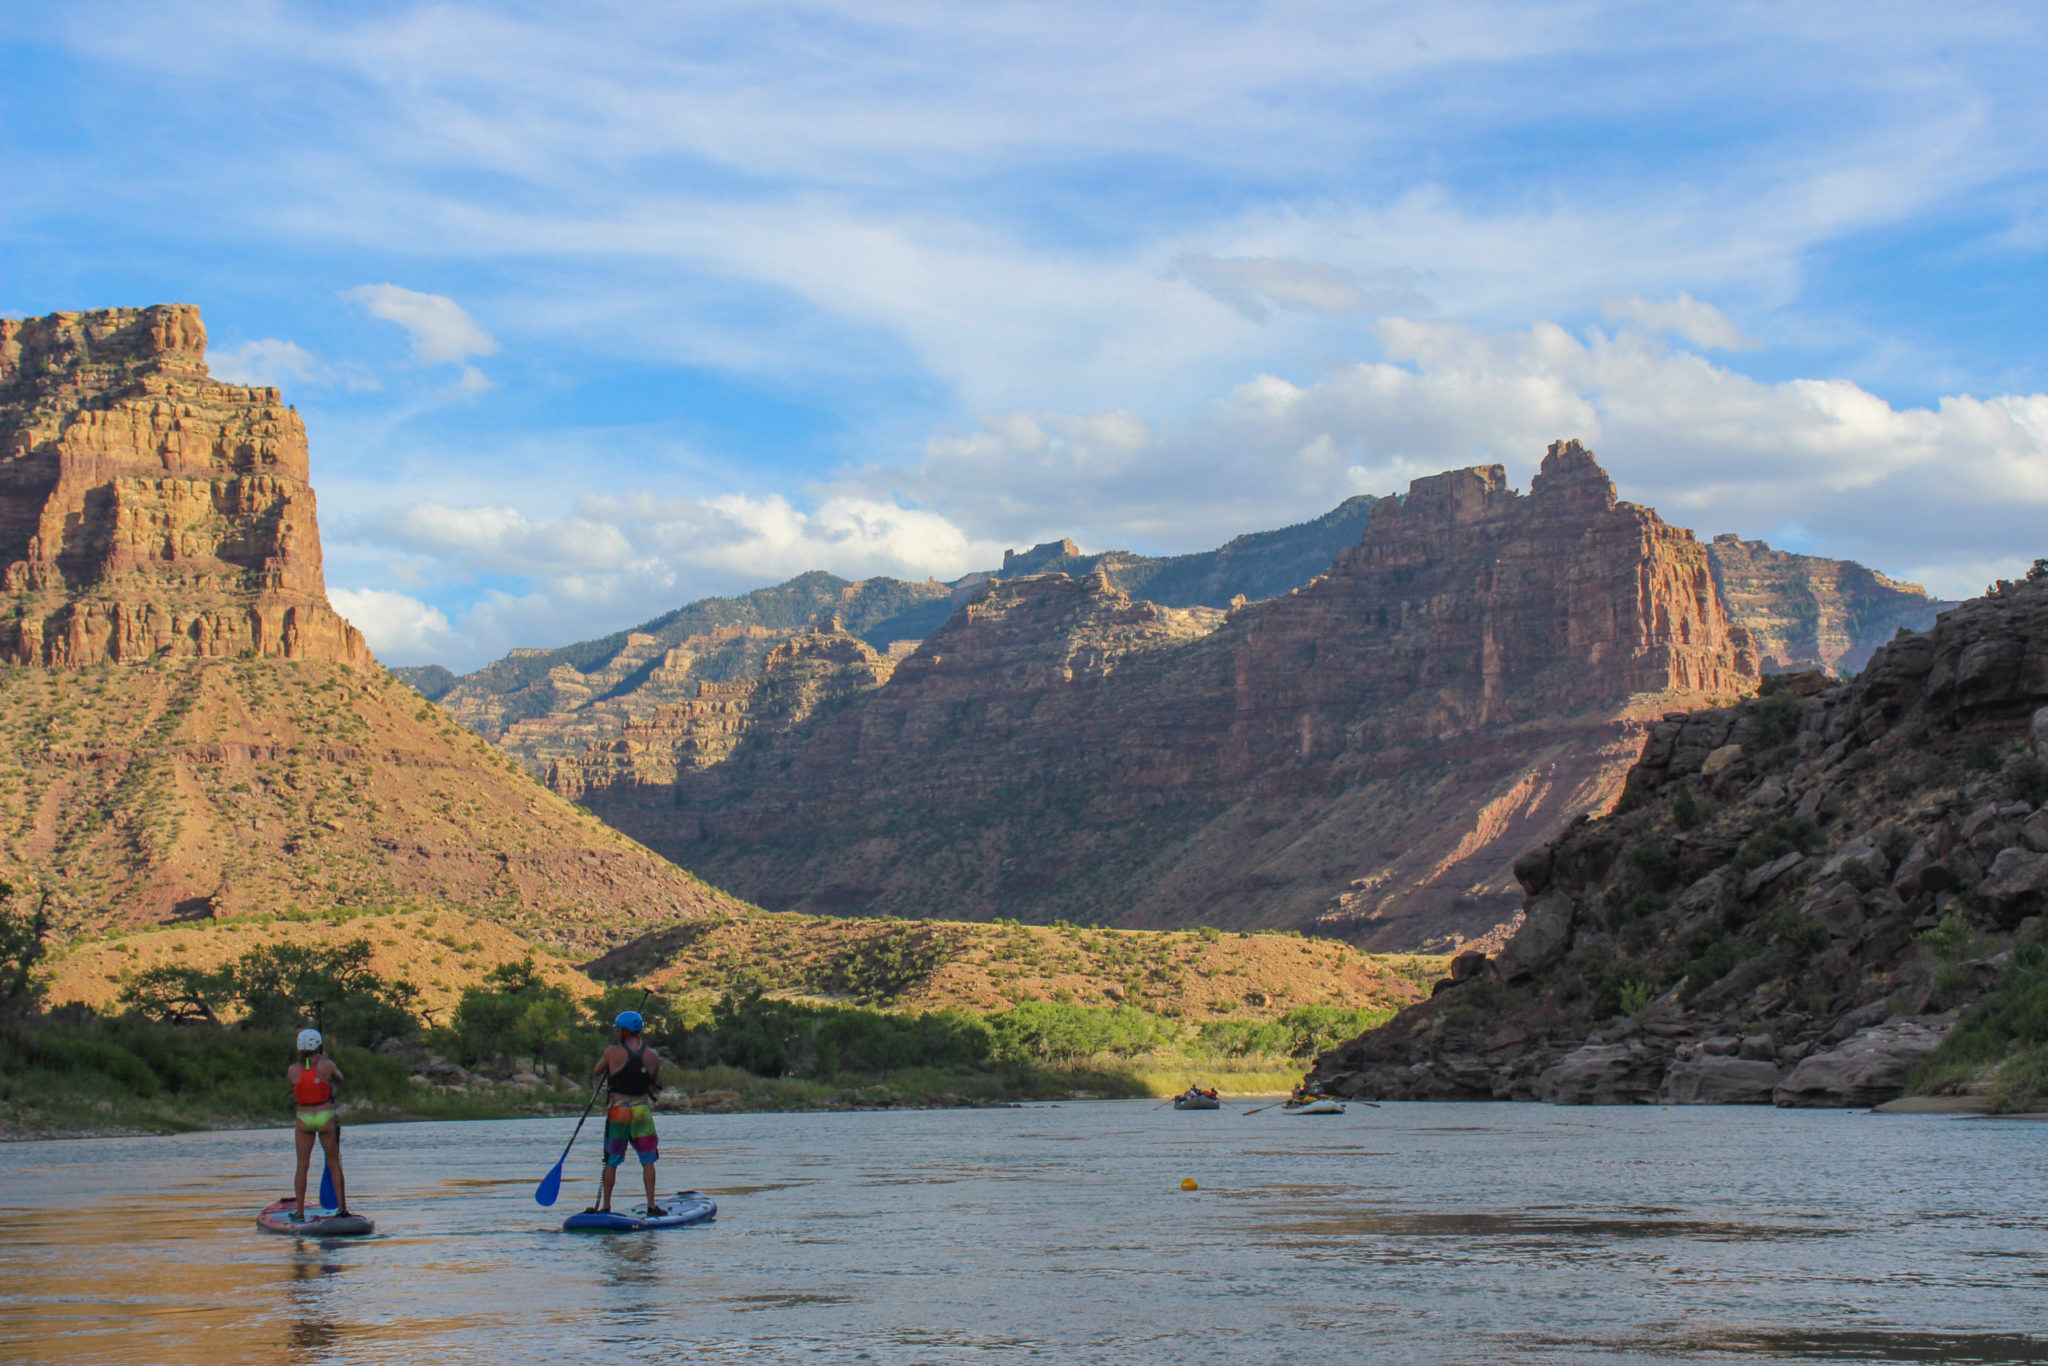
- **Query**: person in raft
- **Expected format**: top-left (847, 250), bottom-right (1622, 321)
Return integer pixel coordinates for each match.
top-left (287, 1028), bottom-right (350, 1220)
top-left (589, 1010), bottom-right (664, 1215)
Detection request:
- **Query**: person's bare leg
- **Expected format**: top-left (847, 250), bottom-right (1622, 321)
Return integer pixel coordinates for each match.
top-left (293, 1127), bottom-right (315, 1217)
top-left (319, 1125), bottom-right (346, 1213)
top-left (599, 1163), bottom-right (617, 1212)
top-left (641, 1160), bottom-right (658, 1211)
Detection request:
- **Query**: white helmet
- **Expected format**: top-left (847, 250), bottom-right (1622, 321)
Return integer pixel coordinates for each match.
top-left (297, 1028), bottom-right (323, 1052)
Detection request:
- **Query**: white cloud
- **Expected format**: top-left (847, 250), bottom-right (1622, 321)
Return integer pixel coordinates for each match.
top-left (883, 317), bottom-right (2048, 599)
top-left (327, 587), bottom-right (450, 660)
top-left (1175, 254), bottom-right (1426, 321)
top-left (208, 337), bottom-right (324, 386)
top-left (1603, 292), bottom-right (1759, 351)
top-left (344, 284), bottom-right (499, 365)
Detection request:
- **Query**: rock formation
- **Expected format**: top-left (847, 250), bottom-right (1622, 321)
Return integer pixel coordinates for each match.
top-left (568, 442), bottom-right (1759, 947)
top-left (1309, 573), bottom-right (2048, 1107)
top-left (0, 305), bottom-right (749, 947)
top-left (1, 306), bottom-right (367, 667)
top-left (1706, 534), bottom-right (1951, 675)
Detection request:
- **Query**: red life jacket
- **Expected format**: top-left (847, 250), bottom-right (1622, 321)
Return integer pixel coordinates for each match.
top-left (294, 1064), bottom-right (333, 1107)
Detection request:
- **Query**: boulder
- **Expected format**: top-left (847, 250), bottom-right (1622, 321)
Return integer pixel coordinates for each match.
top-left (1497, 890), bottom-right (1576, 977)
top-left (1741, 851), bottom-right (1807, 900)
top-left (1538, 1042), bottom-right (1665, 1104)
top-left (1817, 836), bottom-right (1885, 881)
top-left (1772, 1015), bottom-right (1955, 1107)
top-left (2022, 809), bottom-right (2048, 854)
top-left (1801, 880), bottom-right (1866, 938)
top-left (1664, 1056), bottom-right (1783, 1104)
top-left (1980, 847), bottom-right (2048, 925)
top-left (1700, 743), bottom-right (1744, 777)
top-left (2033, 705), bottom-right (2048, 763)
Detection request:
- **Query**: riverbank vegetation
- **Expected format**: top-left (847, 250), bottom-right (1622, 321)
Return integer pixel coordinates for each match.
top-left (4, 901), bottom-right (1389, 1137)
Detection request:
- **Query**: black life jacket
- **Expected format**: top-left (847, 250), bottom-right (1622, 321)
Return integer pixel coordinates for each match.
top-left (609, 1040), bottom-right (656, 1095)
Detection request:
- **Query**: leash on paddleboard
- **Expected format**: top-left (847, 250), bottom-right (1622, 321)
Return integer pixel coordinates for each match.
top-left (534, 989), bottom-right (652, 1208)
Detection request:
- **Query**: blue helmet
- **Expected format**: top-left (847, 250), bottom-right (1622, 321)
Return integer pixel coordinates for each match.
top-left (614, 1010), bottom-right (644, 1033)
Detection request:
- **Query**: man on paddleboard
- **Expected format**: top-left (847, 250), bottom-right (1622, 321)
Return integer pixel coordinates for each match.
top-left (590, 1011), bottom-right (664, 1215)
top-left (287, 1028), bottom-right (351, 1220)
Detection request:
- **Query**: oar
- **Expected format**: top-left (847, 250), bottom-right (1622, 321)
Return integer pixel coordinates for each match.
top-left (313, 1001), bottom-right (338, 1210)
top-left (1241, 1100), bottom-right (1285, 1116)
top-left (535, 1076), bottom-right (607, 1208)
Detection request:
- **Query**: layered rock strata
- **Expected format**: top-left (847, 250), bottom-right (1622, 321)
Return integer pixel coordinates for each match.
top-left (0, 305), bottom-right (749, 946)
top-left (0, 305), bottom-right (366, 667)
top-left (573, 442), bottom-right (1759, 946)
top-left (1706, 534), bottom-right (1951, 675)
top-left (1310, 575), bottom-right (2048, 1106)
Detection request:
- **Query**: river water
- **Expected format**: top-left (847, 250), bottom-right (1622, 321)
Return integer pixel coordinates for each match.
top-left (2, 1101), bottom-right (2045, 1365)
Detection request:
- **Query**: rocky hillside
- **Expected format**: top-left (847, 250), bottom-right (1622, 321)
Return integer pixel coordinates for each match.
top-left (0, 305), bottom-right (750, 949)
top-left (1310, 574), bottom-right (2048, 1108)
top-left (1707, 534), bottom-right (1951, 674)
top-left (567, 442), bottom-right (1760, 949)
top-left (587, 914), bottom-right (1443, 1018)
top-left (418, 496), bottom-right (1380, 778)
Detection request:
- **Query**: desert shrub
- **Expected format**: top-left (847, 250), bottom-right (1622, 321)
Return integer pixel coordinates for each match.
top-left (442, 959), bottom-right (586, 1072)
top-left (807, 925), bottom-right (961, 1004)
top-left (1679, 934), bottom-right (1740, 1001)
top-left (1964, 733), bottom-right (2002, 774)
top-left (1841, 858), bottom-right (1885, 893)
top-left (118, 938), bottom-right (419, 1047)
top-left (1754, 690), bottom-right (1803, 748)
top-left (692, 989), bottom-right (993, 1077)
top-left (1625, 842), bottom-right (1682, 893)
top-left (0, 886), bottom-right (48, 1019)
top-left (1733, 817), bottom-right (1820, 872)
top-left (1193, 1005), bottom-right (1394, 1059)
top-left (1672, 787), bottom-right (1703, 831)
top-left (983, 1000), bottom-right (1175, 1064)
top-left (1918, 912), bottom-right (1974, 963)
top-left (2003, 753), bottom-right (2048, 807)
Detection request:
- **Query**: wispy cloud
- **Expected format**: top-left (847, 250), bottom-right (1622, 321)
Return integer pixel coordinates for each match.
top-left (1603, 292), bottom-right (1759, 351)
top-left (344, 284), bottom-right (498, 390)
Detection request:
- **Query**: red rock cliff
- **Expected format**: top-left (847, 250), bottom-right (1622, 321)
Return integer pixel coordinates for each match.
top-left (0, 304), bottom-right (367, 666)
top-left (572, 442), bottom-right (1760, 949)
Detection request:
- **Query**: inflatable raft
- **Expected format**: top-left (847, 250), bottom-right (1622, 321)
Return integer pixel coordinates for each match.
top-left (258, 1197), bottom-right (374, 1237)
top-left (562, 1190), bottom-right (717, 1233)
top-left (1173, 1093), bottom-right (1221, 1110)
top-left (1285, 1099), bottom-right (1346, 1115)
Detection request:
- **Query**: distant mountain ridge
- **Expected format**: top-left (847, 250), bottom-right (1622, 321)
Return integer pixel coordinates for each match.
top-left (411, 494), bottom-right (1383, 777)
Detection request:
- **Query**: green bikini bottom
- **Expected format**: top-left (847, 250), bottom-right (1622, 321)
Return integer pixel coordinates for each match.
top-left (297, 1109), bottom-right (336, 1131)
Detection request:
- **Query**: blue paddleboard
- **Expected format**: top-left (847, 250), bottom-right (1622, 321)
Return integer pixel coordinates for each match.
top-left (258, 1196), bottom-right (375, 1237)
top-left (562, 1190), bottom-right (717, 1233)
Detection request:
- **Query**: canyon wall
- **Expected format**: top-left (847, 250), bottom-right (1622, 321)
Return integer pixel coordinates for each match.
top-left (1707, 534), bottom-right (1951, 675)
top-left (0, 305), bottom-right (367, 667)
top-left (568, 441), bottom-right (1760, 948)
top-left (0, 305), bottom-right (749, 945)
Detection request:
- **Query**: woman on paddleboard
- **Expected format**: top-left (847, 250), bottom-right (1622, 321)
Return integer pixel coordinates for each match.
top-left (288, 1028), bottom-right (351, 1221)
top-left (589, 1011), bottom-right (664, 1216)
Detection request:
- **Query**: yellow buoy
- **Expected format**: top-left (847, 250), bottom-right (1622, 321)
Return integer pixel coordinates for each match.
top-left (1180, 1177), bottom-right (1198, 1191)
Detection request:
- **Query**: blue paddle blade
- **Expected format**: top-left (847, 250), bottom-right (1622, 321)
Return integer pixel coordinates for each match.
top-left (535, 1161), bottom-right (564, 1208)
top-left (319, 1164), bottom-right (337, 1210)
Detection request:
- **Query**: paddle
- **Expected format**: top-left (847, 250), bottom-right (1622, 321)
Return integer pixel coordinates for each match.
top-left (311, 1000), bottom-right (338, 1210)
top-left (534, 1075), bottom-right (607, 1208)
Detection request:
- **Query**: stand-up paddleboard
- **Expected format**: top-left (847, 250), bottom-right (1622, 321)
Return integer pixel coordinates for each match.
top-left (258, 1197), bottom-right (375, 1237)
top-left (562, 1190), bottom-right (716, 1233)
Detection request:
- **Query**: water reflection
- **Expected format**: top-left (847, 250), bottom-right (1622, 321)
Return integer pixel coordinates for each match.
top-left (1, 1104), bottom-right (2044, 1365)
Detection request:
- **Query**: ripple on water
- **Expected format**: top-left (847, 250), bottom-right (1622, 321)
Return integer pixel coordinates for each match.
top-left (1, 1103), bottom-right (2044, 1365)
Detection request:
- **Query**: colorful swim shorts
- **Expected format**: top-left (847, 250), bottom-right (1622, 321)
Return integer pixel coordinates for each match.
top-left (603, 1103), bottom-right (658, 1167)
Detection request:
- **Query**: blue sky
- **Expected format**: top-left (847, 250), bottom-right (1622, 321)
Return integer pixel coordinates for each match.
top-left (5, 2), bottom-right (2047, 668)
